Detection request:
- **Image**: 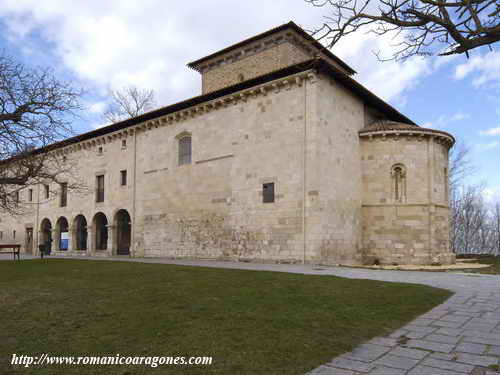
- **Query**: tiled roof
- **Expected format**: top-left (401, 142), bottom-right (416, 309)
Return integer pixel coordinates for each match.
top-left (360, 120), bottom-right (419, 132)
top-left (359, 120), bottom-right (455, 142)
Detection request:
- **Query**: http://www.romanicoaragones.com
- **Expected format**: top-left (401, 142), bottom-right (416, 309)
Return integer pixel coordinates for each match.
top-left (11, 353), bottom-right (213, 368)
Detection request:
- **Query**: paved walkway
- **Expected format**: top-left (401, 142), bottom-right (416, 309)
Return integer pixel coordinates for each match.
top-left (3, 254), bottom-right (500, 374)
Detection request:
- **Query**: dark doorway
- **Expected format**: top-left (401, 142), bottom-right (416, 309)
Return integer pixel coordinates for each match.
top-left (25, 228), bottom-right (33, 254)
top-left (93, 212), bottom-right (108, 251)
top-left (40, 219), bottom-right (52, 253)
top-left (73, 215), bottom-right (88, 251)
top-left (115, 209), bottom-right (131, 255)
top-left (56, 217), bottom-right (69, 251)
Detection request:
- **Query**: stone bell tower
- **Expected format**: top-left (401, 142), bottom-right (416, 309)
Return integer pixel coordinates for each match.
top-left (187, 21), bottom-right (356, 94)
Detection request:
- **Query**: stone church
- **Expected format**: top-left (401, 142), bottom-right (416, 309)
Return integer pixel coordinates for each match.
top-left (0, 22), bottom-right (456, 265)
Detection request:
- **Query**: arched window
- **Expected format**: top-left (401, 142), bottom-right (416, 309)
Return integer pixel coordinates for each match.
top-left (391, 164), bottom-right (406, 202)
top-left (178, 135), bottom-right (192, 166)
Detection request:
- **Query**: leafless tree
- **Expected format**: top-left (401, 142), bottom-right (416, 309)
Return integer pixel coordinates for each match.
top-left (450, 182), bottom-right (500, 255)
top-left (450, 184), bottom-right (487, 253)
top-left (102, 86), bottom-right (156, 124)
top-left (305, 0), bottom-right (500, 60)
top-left (449, 141), bottom-right (476, 191)
top-left (0, 51), bottom-right (84, 214)
top-left (493, 202), bottom-right (500, 255)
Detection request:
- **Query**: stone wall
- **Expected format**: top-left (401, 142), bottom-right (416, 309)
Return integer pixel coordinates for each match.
top-left (0, 72), bottom-right (316, 264)
top-left (360, 134), bottom-right (455, 265)
top-left (196, 28), bottom-right (352, 94)
top-left (0, 66), bottom-right (455, 266)
top-left (305, 73), bottom-right (365, 265)
top-left (134, 73), bottom-right (309, 262)
top-left (201, 41), bottom-right (311, 93)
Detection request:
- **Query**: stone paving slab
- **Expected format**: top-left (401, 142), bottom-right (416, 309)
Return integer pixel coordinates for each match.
top-left (290, 263), bottom-right (500, 374)
top-left (455, 342), bottom-right (487, 355)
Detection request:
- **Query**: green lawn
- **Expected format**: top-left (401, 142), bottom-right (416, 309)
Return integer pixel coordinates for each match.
top-left (1, 259), bottom-right (450, 375)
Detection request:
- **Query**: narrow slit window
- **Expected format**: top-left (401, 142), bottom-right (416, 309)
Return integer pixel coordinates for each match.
top-left (96, 175), bottom-right (105, 202)
top-left (122, 139), bottom-right (127, 149)
top-left (44, 185), bottom-right (50, 199)
top-left (391, 164), bottom-right (406, 202)
top-left (28, 189), bottom-right (33, 202)
top-left (263, 183), bottom-right (275, 203)
top-left (178, 136), bottom-right (192, 165)
top-left (60, 183), bottom-right (68, 207)
top-left (120, 170), bottom-right (127, 186)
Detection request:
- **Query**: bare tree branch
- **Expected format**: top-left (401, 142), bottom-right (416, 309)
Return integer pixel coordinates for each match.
top-left (305, 0), bottom-right (500, 60)
top-left (102, 86), bottom-right (156, 124)
top-left (0, 51), bottom-right (85, 215)
top-left (449, 140), bottom-right (477, 191)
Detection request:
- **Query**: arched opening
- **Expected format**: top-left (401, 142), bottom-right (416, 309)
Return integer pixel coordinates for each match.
top-left (56, 217), bottom-right (69, 251)
top-left (73, 215), bottom-right (88, 251)
top-left (93, 212), bottom-right (108, 251)
top-left (391, 164), bottom-right (407, 202)
top-left (40, 218), bottom-right (52, 252)
top-left (115, 209), bottom-right (131, 255)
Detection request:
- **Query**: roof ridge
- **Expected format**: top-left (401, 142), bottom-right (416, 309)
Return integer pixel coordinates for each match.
top-left (187, 21), bottom-right (356, 75)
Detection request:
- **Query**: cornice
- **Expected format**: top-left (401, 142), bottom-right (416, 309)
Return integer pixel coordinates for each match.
top-left (359, 129), bottom-right (455, 148)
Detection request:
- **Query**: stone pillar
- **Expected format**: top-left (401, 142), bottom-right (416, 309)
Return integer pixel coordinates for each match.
top-left (37, 230), bottom-right (43, 255)
top-left (87, 226), bottom-right (94, 256)
top-left (49, 229), bottom-right (56, 253)
top-left (53, 228), bottom-right (60, 252)
top-left (107, 225), bottom-right (116, 256)
top-left (67, 226), bottom-right (73, 254)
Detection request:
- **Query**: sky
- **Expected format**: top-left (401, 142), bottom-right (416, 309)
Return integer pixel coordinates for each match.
top-left (0, 0), bottom-right (498, 201)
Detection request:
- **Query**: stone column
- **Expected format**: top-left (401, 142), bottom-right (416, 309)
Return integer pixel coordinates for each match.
top-left (87, 226), bottom-right (94, 256)
top-left (67, 226), bottom-right (73, 254)
top-left (50, 229), bottom-right (56, 253)
top-left (107, 225), bottom-right (116, 256)
top-left (53, 228), bottom-right (60, 252)
top-left (37, 230), bottom-right (43, 255)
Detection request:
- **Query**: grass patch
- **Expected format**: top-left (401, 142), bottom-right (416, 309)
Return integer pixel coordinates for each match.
top-left (457, 255), bottom-right (500, 275)
top-left (0, 259), bottom-right (450, 374)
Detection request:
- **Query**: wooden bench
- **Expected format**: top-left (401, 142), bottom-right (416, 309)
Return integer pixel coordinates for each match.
top-left (0, 244), bottom-right (21, 260)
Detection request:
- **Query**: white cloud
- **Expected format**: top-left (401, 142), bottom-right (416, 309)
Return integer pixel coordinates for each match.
top-left (479, 126), bottom-right (500, 136)
top-left (455, 51), bottom-right (500, 87)
top-left (432, 54), bottom-right (459, 70)
top-left (422, 112), bottom-right (470, 129)
top-left (483, 187), bottom-right (500, 204)
top-left (90, 121), bottom-right (107, 130)
top-left (332, 26), bottom-right (430, 103)
top-left (88, 101), bottom-right (107, 114)
top-left (0, 0), bottom-right (430, 116)
top-left (476, 141), bottom-right (499, 151)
